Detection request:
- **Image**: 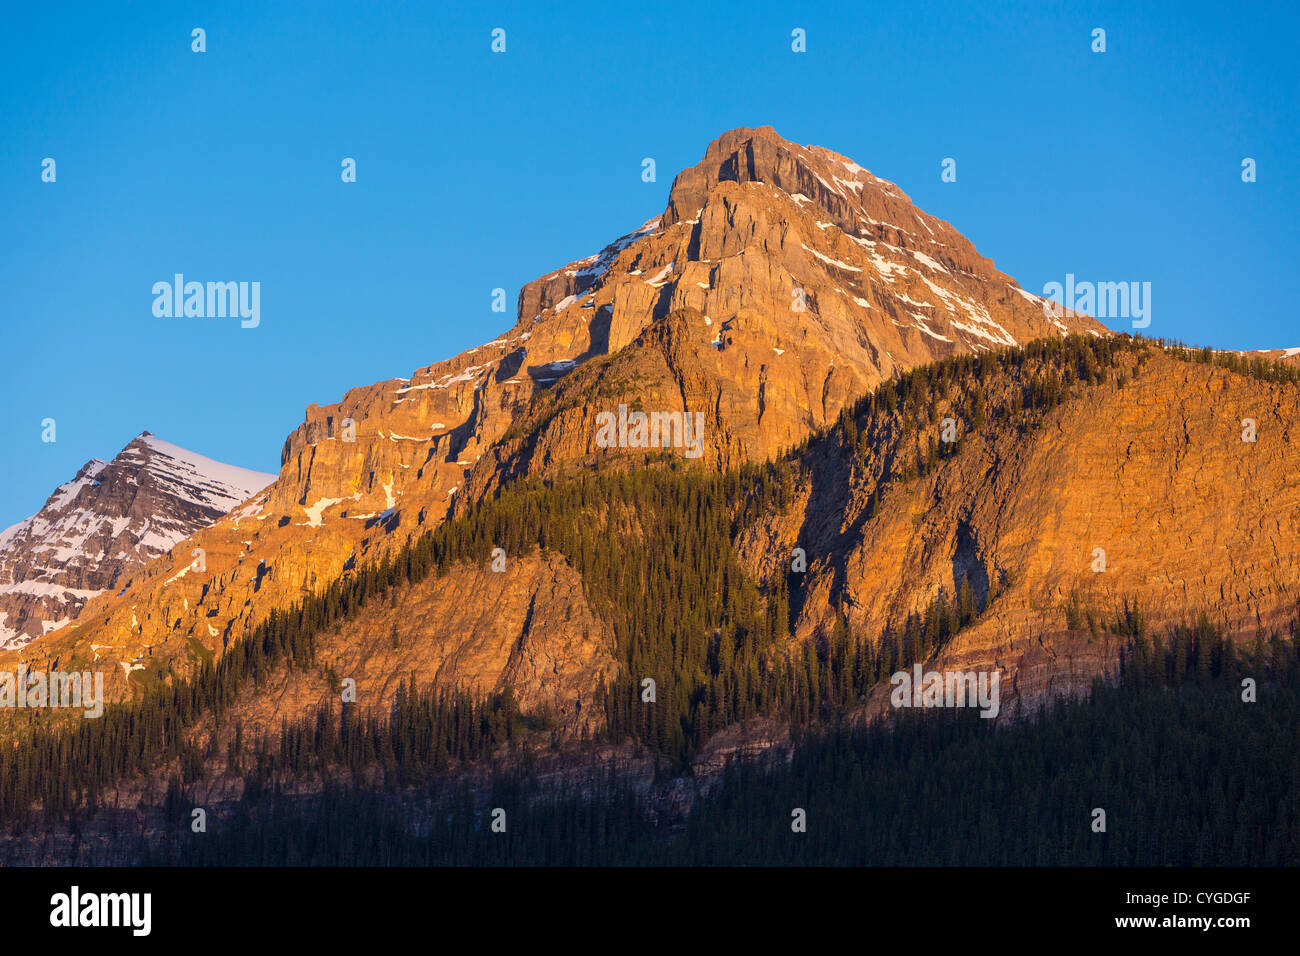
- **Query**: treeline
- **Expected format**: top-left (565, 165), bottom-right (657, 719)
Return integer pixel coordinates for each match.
top-left (830, 332), bottom-right (1143, 450)
top-left (1154, 338), bottom-right (1300, 384)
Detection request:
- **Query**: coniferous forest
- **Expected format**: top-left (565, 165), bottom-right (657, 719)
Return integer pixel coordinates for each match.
top-left (143, 648), bottom-right (1300, 866)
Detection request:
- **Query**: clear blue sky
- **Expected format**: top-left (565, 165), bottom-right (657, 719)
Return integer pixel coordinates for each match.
top-left (2, 0), bottom-right (1296, 527)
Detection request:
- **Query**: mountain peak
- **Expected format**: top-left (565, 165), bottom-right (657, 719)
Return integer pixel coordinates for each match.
top-left (0, 434), bottom-right (274, 648)
top-left (700, 124), bottom-right (785, 153)
top-left (509, 125), bottom-right (1106, 455)
top-left (664, 125), bottom-right (904, 229)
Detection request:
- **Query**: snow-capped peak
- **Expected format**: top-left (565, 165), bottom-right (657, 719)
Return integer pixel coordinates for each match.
top-left (0, 432), bottom-right (275, 649)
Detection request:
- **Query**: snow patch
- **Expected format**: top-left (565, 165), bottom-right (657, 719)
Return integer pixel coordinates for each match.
top-left (302, 497), bottom-right (345, 528)
top-left (802, 244), bottom-right (862, 272)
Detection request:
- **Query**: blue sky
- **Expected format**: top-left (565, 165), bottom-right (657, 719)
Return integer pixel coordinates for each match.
top-left (1, 0), bottom-right (1296, 527)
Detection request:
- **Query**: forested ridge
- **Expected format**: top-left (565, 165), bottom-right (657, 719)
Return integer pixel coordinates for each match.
top-left (2, 334), bottom-right (1297, 864)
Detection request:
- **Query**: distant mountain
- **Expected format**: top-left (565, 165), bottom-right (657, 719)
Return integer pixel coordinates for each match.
top-left (0, 432), bottom-right (274, 648)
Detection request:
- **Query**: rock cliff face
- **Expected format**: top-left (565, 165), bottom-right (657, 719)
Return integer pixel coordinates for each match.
top-left (0, 433), bottom-right (273, 649)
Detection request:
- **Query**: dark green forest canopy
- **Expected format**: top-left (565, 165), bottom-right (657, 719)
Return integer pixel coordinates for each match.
top-left (134, 648), bottom-right (1300, 866)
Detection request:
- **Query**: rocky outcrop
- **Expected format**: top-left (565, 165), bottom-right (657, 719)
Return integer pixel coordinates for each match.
top-left (201, 552), bottom-right (618, 740)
